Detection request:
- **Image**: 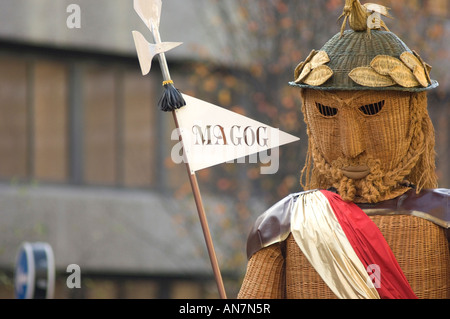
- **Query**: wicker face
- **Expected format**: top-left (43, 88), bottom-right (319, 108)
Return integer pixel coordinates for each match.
top-left (303, 89), bottom-right (418, 202)
top-left (305, 89), bottom-right (411, 172)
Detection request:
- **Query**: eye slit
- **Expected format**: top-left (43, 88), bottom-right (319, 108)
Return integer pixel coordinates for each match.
top-left (359, 100), bottom-right (385, 115)
top-left (315, 102), bottom-right (338, 117)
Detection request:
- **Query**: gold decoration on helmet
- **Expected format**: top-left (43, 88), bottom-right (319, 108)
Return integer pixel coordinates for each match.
top-left (349, 52), bottom-right (432, 89)
top-left (349, 66), bottom-right (396, 87)
top-left (294, 49), bottom-right (316, 80)
top-left (370, 55), bottom-right (404, 75)
top-left (388, 65), bottom-right (421, 88)
top-left (338, 0), bottom-right (392, 38)
top-left (294, 50), bottom-right (333, 86)
top-left (400, 51), bottom-right (432, 87)
top-left (303, 65), bottom-right (334, 86)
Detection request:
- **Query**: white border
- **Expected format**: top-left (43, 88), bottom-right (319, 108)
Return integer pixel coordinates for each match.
top-left (42, 243), bottom-right (55, 299)
top-left (15, 242), bottom-right (35, 299)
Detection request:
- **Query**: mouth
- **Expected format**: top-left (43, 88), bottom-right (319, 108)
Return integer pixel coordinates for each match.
top-left (341, 165), bottom-right (370, 180)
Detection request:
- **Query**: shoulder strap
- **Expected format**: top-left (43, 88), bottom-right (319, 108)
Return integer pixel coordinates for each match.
top-left (246, 188), bottom-right (450, 259)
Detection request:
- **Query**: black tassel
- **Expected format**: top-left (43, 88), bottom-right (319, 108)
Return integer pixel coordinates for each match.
top-left (158, 80), bottom-right (186, 112)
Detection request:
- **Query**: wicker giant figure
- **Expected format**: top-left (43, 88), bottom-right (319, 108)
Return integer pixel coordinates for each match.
top-left (238, 1), bottom-right (449, 299)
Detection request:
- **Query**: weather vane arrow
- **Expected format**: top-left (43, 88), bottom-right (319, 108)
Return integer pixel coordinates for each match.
top-left (132, 0), bottom-right (227, 299)
top-left (132, 0), bottom-right (186, 112)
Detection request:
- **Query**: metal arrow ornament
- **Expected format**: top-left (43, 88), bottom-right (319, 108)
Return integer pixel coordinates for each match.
top-left (132, 0), bottom-right (186, 111)
top-left (132, 0), bottom-right (227, 298)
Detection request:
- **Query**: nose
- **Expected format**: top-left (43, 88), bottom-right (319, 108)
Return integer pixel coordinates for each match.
top-left (339, 109), bottom-right (364, 158)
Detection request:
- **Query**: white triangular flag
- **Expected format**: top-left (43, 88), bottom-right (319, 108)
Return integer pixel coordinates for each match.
top-left (172, 94), bottom-right (300, 174)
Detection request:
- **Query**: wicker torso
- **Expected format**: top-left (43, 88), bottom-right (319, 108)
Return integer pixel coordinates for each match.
top-left (238, 214), bottom-right (450, 299)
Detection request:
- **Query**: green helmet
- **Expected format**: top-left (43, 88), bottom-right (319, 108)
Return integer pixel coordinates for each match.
top-left (290, 30), bottom-right (438, 92)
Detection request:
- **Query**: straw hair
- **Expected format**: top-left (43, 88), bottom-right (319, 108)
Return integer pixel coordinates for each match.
top-left (299, 89), bottom-right (437, 203)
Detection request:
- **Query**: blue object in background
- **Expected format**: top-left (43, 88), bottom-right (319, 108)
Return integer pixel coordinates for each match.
top-left (14, 242), bottom-right (55, 299)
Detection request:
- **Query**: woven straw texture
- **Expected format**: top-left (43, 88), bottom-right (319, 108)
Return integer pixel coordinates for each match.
top-left (238, 215), bottom-right (450, 299)
top-left (238, 243), bottom-right (286, 299)
top-left (301, 90), bottom-right (437, 204)
top-left (305, 89), bottom-right (411, 173)
top-left (290, 30), bottom-right (438, 92)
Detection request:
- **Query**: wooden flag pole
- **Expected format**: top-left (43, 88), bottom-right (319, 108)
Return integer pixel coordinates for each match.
top-left (133, 0), bottom-right (227, 299)
top-left (154, 24), bottom-right (227, 301)
top-left (172, 112), bottom-right (227, 300)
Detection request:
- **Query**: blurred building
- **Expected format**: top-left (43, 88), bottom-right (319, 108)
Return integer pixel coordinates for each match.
top-left (0, 0), bottom-right (249, 299)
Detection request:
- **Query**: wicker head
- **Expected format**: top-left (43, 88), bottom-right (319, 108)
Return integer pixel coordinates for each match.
top-left (239, 3), bottom-right (448, 300)
top-left (290, 30), bottom-right (438, 92)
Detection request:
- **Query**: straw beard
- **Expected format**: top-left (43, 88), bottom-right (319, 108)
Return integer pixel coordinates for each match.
top-left (300, 91), bottom-right (438, 204)
top-left (310, 148), bottom-right (412, 203)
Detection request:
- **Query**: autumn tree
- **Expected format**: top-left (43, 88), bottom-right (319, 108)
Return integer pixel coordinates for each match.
top-left (168, 0), bottom-right (449, 295)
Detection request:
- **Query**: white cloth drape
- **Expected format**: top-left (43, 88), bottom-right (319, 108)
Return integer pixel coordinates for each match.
top-left (290, 190), bottom-right (380, 299)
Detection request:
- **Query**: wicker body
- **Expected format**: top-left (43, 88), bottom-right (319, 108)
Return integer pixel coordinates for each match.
top-left (238, 214), bottom-right (450, 299)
